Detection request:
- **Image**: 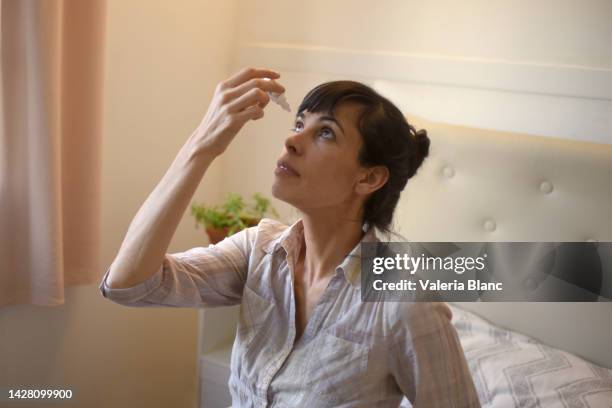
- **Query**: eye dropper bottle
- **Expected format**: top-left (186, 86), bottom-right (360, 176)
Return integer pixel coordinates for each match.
top-left (263, 77), bottom-right (291, 112)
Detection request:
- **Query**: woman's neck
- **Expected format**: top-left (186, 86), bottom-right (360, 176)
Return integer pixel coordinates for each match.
top-left (298, 210), bottom-right (365, 286)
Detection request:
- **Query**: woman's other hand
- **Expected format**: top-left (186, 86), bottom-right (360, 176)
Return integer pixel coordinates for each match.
top-left (191, 67), bottom-right (285, 159)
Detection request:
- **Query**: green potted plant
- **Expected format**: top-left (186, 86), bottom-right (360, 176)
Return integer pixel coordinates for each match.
top-left (191, 192), bottom-right (279, 244)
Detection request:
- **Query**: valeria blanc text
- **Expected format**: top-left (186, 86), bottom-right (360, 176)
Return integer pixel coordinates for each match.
top-left (372, 279), bottom-right (503, 291)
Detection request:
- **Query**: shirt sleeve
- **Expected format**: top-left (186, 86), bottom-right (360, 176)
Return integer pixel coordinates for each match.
top-left (389, 302), bottom-right (481, 408)
top-left (98, 225), bottom-right (256, 308)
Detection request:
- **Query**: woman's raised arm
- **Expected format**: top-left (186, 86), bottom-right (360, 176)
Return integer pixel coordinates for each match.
top-left (104, 67), bottom-right (285, 290)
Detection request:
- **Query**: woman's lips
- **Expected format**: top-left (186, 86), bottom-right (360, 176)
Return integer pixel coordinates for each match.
top-left (275, 160), bottom-right (300, 177)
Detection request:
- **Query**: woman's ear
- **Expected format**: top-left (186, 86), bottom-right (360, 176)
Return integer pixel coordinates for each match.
top-left (355, 165), bottom-right (389, 196)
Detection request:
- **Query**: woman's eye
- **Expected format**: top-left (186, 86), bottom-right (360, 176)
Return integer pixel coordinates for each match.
top-left (291, 121), bottom-right (304, 132)
top-left (290, 122), bottom-right (335, 140)
top-left (318, 127), bottom-right (335, 140)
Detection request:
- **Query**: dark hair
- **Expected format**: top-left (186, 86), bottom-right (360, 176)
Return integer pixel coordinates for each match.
top-left (297, 80), bottom-right (430, 235)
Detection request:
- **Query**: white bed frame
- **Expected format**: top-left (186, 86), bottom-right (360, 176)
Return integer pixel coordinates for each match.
top-left (197, 45), bottom-right (612, 407)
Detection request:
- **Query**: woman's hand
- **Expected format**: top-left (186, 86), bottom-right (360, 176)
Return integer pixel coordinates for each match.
top-left (190, 67), bottom-right (286, 158)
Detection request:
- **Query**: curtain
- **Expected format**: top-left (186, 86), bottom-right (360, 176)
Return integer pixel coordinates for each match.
top-left (0, 0), bottom-right (106, 307)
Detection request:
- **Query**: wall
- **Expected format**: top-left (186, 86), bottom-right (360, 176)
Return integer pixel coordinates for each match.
top-left (0, 1), bottom-right (236, 407)
top-left (223, 0), bottom-right (612, 219)
top-left (236, 0), bottom-right (612, 67)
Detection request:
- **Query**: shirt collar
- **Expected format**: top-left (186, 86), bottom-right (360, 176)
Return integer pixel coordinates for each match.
top-left (262, 218), bottom-right (303, 256)
top-left (337, 225), bottom-right (380, 287)
top-left (262, 219), bottom-right (380, 287)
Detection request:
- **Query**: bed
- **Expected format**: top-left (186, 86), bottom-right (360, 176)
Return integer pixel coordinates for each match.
top-left (389, 105), bottom-right (612, 407)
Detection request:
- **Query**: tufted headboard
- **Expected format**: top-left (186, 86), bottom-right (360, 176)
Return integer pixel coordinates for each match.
top-left (391, 113), bottom-right (612, 368)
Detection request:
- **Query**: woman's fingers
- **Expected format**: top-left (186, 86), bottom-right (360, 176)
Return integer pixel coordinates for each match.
top-left (219, 67), bottom-right (285, 113)
top-left (225, 78), bottom-right (286, 113)
top-left (222, 67), bottom-right (280, 90)
top-left (229, 77), bottom-right (286, 100)
top-left (236, 104), bottom-right (265, 122)
top-left (226, 87), bottom-right (270, 114)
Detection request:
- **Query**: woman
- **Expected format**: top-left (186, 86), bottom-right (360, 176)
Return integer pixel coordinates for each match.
top-left (100, 67), bottom-right (480, 407)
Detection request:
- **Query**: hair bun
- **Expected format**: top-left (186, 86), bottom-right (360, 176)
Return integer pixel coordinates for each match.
top-left (414, 128), bottom-right (430, 159)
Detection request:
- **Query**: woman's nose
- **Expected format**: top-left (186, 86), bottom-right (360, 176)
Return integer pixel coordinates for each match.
top-left (284, 130), bottom-right (304, 155)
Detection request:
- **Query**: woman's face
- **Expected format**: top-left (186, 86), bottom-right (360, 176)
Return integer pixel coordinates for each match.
top-left (271, 101), bottom-right (370, 215)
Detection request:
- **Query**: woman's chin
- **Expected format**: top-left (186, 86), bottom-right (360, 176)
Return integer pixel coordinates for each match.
top-left (271, 181), bottom-right (296, 206)
top-left (271, 181), bottom-right (286, 200)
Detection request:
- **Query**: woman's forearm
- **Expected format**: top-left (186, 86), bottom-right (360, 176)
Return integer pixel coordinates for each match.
top-left (105, 135), bottom-right (216, 289)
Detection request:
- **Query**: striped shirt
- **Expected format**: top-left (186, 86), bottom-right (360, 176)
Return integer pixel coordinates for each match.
top-left (99, 218), bottom-right (480, 407)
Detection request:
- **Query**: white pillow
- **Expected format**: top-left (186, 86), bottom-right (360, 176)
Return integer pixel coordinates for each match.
top-left (444, 304), bottom-right (612, 407)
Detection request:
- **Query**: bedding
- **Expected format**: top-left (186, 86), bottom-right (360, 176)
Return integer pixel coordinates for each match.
top-left (448, 304), bottom-right (612, 407)
top-left (399, 303), bottom-right (612, 407)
